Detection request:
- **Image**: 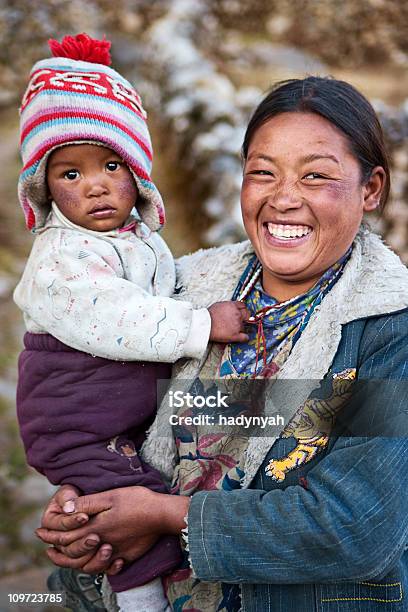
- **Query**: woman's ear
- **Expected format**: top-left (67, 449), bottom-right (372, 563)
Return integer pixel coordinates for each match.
top-left (363, 166), bottom-right (386, 212)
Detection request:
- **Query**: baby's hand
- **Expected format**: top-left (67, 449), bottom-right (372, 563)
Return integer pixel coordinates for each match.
top-left (208, 301), bottom-right (250, 343)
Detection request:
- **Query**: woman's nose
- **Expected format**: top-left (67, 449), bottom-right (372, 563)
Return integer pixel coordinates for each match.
top-left (269, 180), bottom-right (302, 211)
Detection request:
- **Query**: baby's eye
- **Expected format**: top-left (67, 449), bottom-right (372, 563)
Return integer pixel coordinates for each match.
top-left (106, 161), bottom-right (121, 172)
top-left (63, 170), bottom-right (79, 180)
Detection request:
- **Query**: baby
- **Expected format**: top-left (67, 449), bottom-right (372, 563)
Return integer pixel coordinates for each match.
top-left (14, 34), bottom-right (248, 612)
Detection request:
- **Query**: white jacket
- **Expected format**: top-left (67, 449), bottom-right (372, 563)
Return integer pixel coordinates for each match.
top-left (14, 204), bottom-right (211, 362)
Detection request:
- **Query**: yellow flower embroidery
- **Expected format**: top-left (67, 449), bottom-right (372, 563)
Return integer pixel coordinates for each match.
top-left (265, 368), bottom-right (356, 482)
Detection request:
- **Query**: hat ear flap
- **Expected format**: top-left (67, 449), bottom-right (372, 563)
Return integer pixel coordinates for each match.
top-left (129, 169), bottom-right (165, 232)
top-left (18, 153), bottom-right (51, 230)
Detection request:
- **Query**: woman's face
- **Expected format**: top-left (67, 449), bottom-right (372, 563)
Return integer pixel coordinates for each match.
top-left (241, 112), bottom-right (384, 300)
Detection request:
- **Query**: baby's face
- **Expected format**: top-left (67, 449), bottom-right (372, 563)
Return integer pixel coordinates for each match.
top-left (47, 144), bottom-right (138, 231)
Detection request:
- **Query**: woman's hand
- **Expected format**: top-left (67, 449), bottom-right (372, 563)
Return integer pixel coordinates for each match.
top-left (36, 485), bottom-right (190, 574)
top-left (36, 484), bottom-right (122, 574)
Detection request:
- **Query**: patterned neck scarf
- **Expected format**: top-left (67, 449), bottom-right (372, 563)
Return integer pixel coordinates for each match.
top-left (223, 249), bottom-right (351, 378)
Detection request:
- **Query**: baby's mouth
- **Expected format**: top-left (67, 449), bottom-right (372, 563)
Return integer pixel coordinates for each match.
top-left (89, 204), bottom-right (116, 218)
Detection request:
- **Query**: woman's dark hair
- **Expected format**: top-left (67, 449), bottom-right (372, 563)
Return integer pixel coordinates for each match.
top-left (242, 76), bottom-right (391, 211)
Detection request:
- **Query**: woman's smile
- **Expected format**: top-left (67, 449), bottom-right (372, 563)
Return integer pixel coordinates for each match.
top-left (263, 222), bottom-right (313, 247)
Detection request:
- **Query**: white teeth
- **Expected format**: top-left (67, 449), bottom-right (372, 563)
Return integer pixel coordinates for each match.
top-left (266, 223), bottom-right (312, 239)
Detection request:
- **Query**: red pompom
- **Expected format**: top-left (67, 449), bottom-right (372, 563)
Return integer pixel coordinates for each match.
top-left (48, 33), bottom-right (112, 66)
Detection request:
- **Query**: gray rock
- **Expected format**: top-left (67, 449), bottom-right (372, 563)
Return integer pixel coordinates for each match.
top-left (15, 473), bottom-right (57, 506)
top-left (19, 509), bottom-right (44, 545)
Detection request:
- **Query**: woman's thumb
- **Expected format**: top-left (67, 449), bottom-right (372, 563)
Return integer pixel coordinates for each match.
top-left (63, 493), bottom-right (112, 516)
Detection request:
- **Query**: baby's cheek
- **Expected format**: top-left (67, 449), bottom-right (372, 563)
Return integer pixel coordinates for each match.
top-left (50, 184), bottom-right (81, 208)
top-left (117, 178), bottom-right (138, 203)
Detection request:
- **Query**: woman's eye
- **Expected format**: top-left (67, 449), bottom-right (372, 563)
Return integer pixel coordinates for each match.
top-left (303, 172), bottom-right (326, 180)
top-left (106, 161), bottom-right (121, 172)
top-left (63, 170), bottom-right (79, 180)
top-left (249, 170), bottom-right (273, 176)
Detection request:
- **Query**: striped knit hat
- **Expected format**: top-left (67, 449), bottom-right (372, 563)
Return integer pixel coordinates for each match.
top-left (19, 33), bottom-right (165, 232)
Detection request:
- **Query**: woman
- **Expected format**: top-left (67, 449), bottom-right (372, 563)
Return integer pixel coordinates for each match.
top-left (37, 76), bottom-right (408, 612)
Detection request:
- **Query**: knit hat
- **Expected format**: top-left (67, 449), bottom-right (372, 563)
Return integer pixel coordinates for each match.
top-left (19, 33), bottom-right (165, 232)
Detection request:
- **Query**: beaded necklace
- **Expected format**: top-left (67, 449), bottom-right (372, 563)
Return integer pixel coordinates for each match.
top-left (236, 259), bottom-right (301, 375)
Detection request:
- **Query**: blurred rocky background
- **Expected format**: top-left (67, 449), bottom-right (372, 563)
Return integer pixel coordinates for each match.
top-left (0, 0), bottom-right (408, 606)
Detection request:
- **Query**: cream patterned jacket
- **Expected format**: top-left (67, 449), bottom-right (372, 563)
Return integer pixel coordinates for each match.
top-left (14, 204), bottom-right (211, 362)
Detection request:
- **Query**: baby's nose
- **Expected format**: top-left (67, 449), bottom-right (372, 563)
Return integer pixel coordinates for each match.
top-left (86, 178), bottom-right (109, 196)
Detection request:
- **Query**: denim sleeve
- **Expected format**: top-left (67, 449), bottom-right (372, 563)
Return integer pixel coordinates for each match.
top-left (187, 312), bottom-right (408, 584)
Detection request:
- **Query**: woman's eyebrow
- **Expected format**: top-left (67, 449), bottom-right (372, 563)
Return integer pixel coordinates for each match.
top-left (246, 153), bottom-right (275, 163)
top-left (246, 153), bottom-right (340, 165)
top-left (302, 153), bottom-right (340, 165)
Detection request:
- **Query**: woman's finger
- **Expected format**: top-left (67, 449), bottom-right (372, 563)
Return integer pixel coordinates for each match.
top-left (63, 492), bottom-right (113, 517)
top-left (46, 546), bottom-right (94, 570)
top-left (53, 485), bottom-right (81, 508)
top-left (35, 527), bottom-right (99, 548)
top-left (79, 546), bottom-right (118, 575)
top-left (41, 486), bottom-right (86, 531)
top-left (242, 307), bottom-right (251, 321)
top-left (105, 559), bottom-right (125, 576)
top-left (40, 511), bottom-right (89, 532)
top-left (58, 539), bottom-right (110, 560)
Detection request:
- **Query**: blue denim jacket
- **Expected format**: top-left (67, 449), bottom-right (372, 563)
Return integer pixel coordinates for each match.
top-left (188, 310), bottom-right (408, 611)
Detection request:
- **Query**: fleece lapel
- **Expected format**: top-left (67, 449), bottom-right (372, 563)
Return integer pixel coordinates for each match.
top-left (175, 240), bottom-right (255, 307)
top-left (142, 241), bottom-right (255, 479)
